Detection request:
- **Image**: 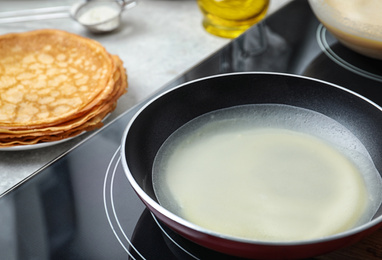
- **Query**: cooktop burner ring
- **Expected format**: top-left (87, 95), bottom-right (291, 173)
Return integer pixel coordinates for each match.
top-left (103, 146), bottom-right (144, 260)
top-left (103, 146), bottom-right (202, 259)
top-left (316, 24), bottom-right (382, 83)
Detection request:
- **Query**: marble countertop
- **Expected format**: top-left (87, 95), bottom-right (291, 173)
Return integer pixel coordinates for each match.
top-left (0, 0), bottom-right (291, 195)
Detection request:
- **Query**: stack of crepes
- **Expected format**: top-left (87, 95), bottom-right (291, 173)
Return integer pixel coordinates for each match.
top-left (0, 29), bottom-right (127, 147)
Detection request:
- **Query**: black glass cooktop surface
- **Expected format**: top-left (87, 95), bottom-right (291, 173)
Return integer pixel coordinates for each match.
top-left (1, 1), bottom-right (382, 259)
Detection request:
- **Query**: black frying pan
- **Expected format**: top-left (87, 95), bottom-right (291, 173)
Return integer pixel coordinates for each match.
top-left (121, 72), bottom-right (382, 259)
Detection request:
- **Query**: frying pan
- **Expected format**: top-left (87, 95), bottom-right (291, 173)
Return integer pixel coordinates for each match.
top-left (121, 72), bottom-right (382, 259)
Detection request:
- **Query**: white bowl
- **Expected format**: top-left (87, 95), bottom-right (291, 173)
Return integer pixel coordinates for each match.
top-left (308, 0), bottom-right (382, 60)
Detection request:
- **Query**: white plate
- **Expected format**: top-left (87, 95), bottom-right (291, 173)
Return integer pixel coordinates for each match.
top-left (0, 114), bottom-right (109, 151)
top-left (0, 135), bottom-right (79, 151)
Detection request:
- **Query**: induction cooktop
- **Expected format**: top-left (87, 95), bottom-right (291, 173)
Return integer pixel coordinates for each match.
top-left (1, 1), bottom-right (382, 259)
